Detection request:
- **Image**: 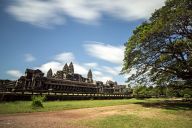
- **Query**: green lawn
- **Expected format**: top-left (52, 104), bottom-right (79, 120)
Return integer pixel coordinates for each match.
top-left (85, 113), bottom-right (192, 128)
top-left (79, 99), bottom-right (192, 128)
top-left (0, 98), bottom-right (166, 114)
top-left (0, 98), bottom-right (191, 128)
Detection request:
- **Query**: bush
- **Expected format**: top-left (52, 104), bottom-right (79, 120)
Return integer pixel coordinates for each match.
top-left (183, 94), bottom-right (191, 101)
top-left (31, 95), bottom-right (46, 108)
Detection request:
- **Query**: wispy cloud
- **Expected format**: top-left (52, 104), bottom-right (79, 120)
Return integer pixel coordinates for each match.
top-left (6, 0), bottom-right (64, 28)
top-left (35, 52), bottom-right (87, 75)
top-left (84, 62), bottom-right (98, 68)
top-left (54, 52), bottom-right (75, 63)
top-left (35, 61), bottom-right (62, 74)
top-left (35, 61), bottom-right (93, 79)
top-left (73, 63), bottom-right (88, 75)
top-left (35, 52), bottom-right (75, 74)
top-left (6, 0), bottom-right (165, 27)
top-left (84, 42), bottom-right (124, 64)
top-left (34, 51), bottom-right (115, 82)
top-left (6, 70), bottom-right (23, 79)
top-left (24, 53), bottom-right (36, 62)
top-left (83, 42), bottom-right (129, 83)
top-left (102, 66), bottom-right (121, 76)
top-left (93, 70), bottom-right (113, 82)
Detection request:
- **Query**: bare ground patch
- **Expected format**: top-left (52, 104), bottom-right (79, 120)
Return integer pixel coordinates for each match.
top-left (0, 104), bottom-right (191, 128)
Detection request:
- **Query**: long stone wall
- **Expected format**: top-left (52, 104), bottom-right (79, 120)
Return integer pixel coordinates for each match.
top-left (0, 92), bottom-right (132, 101)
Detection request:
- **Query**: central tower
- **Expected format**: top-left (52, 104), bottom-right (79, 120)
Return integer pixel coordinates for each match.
top-left (68, 62), bottom-right (74, 75)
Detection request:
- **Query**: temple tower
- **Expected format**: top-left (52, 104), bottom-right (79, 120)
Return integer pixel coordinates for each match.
top-left (55, 71), bottom-right (63, 79)
top-left (63, 63), bottom-right (69, 74)
top-left (47, 68), bottom-right (53, 78)
top-left (87, 69), bottom-right (93, 83)
top-left (63, 63), bottom-right (69, 79)
top-left (68, 62), bottom-right (74, 75)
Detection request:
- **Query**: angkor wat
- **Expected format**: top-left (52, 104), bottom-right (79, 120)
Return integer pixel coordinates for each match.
top-left (0, 62), bottom-right (126, 95)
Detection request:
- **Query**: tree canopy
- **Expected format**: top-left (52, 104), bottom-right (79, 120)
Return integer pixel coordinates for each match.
top-left (122, 0), bottom-right (192, 85)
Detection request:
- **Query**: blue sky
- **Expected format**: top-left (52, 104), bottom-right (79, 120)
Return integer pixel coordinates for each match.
top-left (0, 0), bottom-right (165, 84)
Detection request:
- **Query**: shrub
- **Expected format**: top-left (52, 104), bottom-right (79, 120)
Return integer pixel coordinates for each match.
top-left (31, 95), bottom-right (46, 108)
top-left (183, 94), bottom-right (191, 101)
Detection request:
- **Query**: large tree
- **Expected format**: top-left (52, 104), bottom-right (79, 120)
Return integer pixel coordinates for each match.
top-left (122, 0), bottom-right (192, 85)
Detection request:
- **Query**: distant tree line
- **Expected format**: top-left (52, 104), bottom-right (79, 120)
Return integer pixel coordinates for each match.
top-left (123, 84), bottom-right (192, 99)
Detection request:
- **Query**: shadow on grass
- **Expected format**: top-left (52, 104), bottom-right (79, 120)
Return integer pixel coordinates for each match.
top-left (134, 100), bottom-right (192, 111)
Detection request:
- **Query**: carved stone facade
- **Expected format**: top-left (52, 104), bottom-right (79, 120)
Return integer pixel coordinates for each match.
top-left (55, 71), bottom-right (63, 79)
top-left (1, 62), bottom-right (126, 94)
top-left (63, 63), bottom-right (69, 76)
top-left (87, 69), bottom-right (93, 83)
top-left (47, 62), bottom-right (93, 83)
top-left (68, 62), bottom-right (74, 75)
top-left (47, 68), bottom-right (53, 78)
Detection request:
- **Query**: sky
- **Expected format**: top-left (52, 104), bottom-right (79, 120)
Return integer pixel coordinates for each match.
top-left (0, 0), bottom-right (165, 84)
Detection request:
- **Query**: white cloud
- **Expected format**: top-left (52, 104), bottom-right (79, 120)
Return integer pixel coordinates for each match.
top-left (35, 61), bottom-right (63, 74)
top-left (6, 0), bottom-right (64, 28)
top-left (93, 70), bottom-right (103, 76)
top-left (6, 70), bottom-right (23, 78)
top-left (84, 42), bottom-right (124, 64)
top-left (84, 62), bottom-right (98, 68)
top-left (6, 0), bottom-right (165, 27)
top-left (57, 0), bottom-right (101, 24)
top-left (66, 63), bottom-right (114, 82)
top-left (24, 53), bottom-right (36, 62)
top-left (32, 51), bottom-right (126, 83)
top-left (93, 70), bottom-right (113, 83)
top-left (102, 66), bottom-right (121, 76)
top-left (35, 52), bottom-right (75, 74)
top-left (54, 52), bottom-right (75, 63)
top-left (34, 51), bottom-right (114, 82)
top-left (35, 61), bottom-right (89, 77)
top-left (35, 61), bottom-right (116, 83)
top-left (73, 63), bottom-right (88, 75)
top-left (34, 52), bottom-right (86, 76)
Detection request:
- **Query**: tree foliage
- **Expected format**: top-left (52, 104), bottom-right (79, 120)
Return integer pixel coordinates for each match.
top-left (122, 0), bottom-right (192, 85)
top-left (130, 84), bottom-right (192, 98)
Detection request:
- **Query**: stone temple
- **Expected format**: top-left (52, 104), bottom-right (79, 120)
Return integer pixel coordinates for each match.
top-left (50, 62), bottom-right (93, 83)
top-left (0, 62), bottom-right (126, 94)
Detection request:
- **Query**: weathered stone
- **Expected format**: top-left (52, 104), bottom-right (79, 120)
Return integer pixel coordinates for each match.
top-left (47, 68), bottom-right (53, 78)
top-left (2, 62), bottom-right (126, 94)
top-left (87, 69), bottom-right (93, 83)
top-left (68, 62), bottom-right (74, 75)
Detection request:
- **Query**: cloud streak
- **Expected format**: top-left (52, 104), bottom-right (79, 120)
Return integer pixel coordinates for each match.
top-left (34, 51), bottom-right (117, 83)
top-left (5, 48), bottom-right (126, 83)
top-left (84, 42), bottom-right (124, 64)
top-left (93, 70), bottom-right (113, 82)
top-left (34, 52), bottom-right (88, 76)
top-left (24, 53), bottom-right (36, 62)
top-left (54, 52), bottom-right (75, 63)
top-left (6, 0), bottom-right (64, 28)
top-left (6, 70), bottom-right (23, 79)
top-left (6, 0), bottom-right (165, 27)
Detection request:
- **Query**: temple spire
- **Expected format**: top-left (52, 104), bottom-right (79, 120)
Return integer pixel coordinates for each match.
top-left (63, 63), bottom-right (69, 75)
top-left (68, 62), bottom-right (74, 74)
top-left (87, 69), bottom-right (92, 79)
top-left (47, 68), bottom-right (53, 78)
top-left (87, 69), bottom-right (93, 83)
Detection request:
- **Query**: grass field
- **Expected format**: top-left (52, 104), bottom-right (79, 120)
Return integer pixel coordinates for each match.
top-left (77, 99), bottom-right (192, 128)
top-left (84, 112), bottom-right (192, 128)
top-left (0, 98), bottom-right (191, 114)
top-left (0, 98), bottom-right (158, 114)
top-left (0, 98), bottom-right (191, 128)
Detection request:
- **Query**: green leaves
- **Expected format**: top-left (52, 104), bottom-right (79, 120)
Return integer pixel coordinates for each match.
top-left (122, 0), bottom-right (192, 85)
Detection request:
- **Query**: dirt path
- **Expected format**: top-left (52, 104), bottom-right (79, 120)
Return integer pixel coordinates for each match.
top-left (0, 104), bottom-right (176, 128)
